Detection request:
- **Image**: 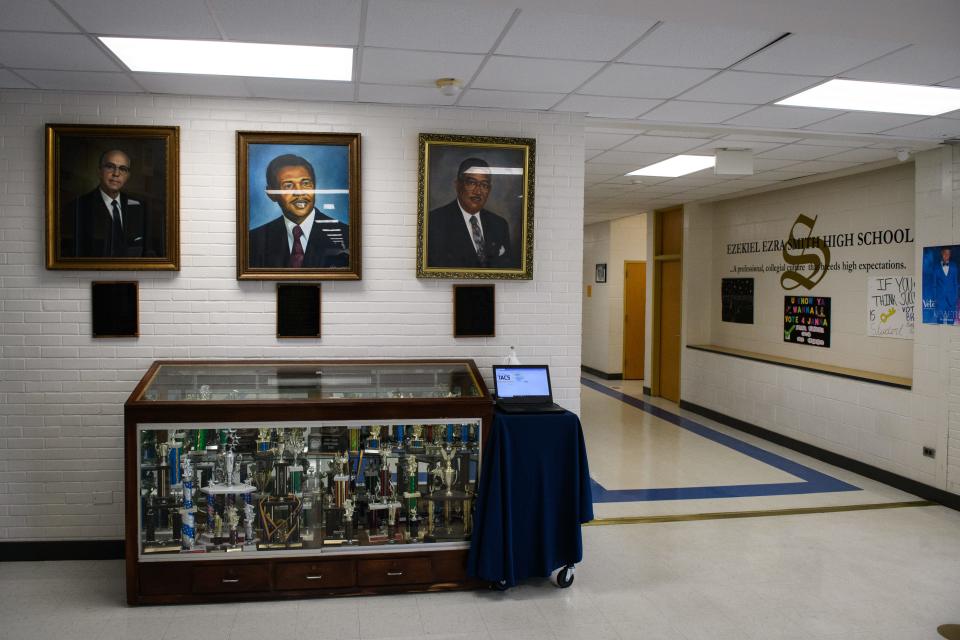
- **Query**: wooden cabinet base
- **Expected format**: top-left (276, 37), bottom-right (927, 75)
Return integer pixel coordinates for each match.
top-left (128, 549), bottom-right (478, 605)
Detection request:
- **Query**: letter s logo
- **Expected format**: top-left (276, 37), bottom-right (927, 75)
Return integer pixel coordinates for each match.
top-left (780, 214), bottom-right (830, 291)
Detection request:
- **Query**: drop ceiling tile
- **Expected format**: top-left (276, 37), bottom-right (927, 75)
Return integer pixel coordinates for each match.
top-left (758, 144), bottom-right (845, 161)
top-left (209, 0), bottom-right (360, 46)
top-left (618, 135), bottom-right (712, 154)
top-left (458, 89), bottom-right (563, 110)
top-left (787, 159), bottom-right (864, 173)
top-left (0, 33), bottom-right (120, 71)
top-left (578, 64), bottom-right (715, 99)
top-left (360, 49), bottom-right (484, 86)
top-left (589, 150), bottom-right (673, 166)
top-left (0, 0), bottom-right (78, 31)
top-left (18, 70), bottom-right (141, 92)
top-left (495, 10), bottom-right (655, 61)
top-left (844, 45), bottom-right (960, 85)
top-left (734, 33), bottom-right (905, 76)
top-left (620, 22), bottom-right (781, 69)
top-left (638, 100), bottom-right (755, 123)
top-left (245, 78), bottom-right (354, 102)
top-left (473, 57), bottom-right (603, 93)
top-left (553, 94), bottom-right (662, 118)
top-left (754, 157), bottom-right (803, 170)
top-left (358, 84), bottom-right (456, 105)
top-left (679, 71), bottom-right (823, 104)
top-left (57, 0), bottom-right (221, 38)
top-left (0, 69), bottom-right (35, 89)
top-left (724, 105), bottom-right (843, 129)
top-left (585, 131), bottom-right (636, 150)
top-left (645, 129), bottom-right (721, 138)
top-left (820, 148), bottom-right (896, 163)
top-left (803, 112), bottom-right (925, 134)
top-left (133, 73), bottom-right (251, 97)
top-left (364, 0), bottom-right (513, 53)
top-left (880, 117), bottom-right (960, 140)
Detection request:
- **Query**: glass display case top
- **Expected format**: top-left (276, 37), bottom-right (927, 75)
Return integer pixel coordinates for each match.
top-left (135, 362), bottom-right (484, 402)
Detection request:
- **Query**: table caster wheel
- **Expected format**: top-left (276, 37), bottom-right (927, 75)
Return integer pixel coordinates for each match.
top-left (554, 565), bottom-right (574, 588)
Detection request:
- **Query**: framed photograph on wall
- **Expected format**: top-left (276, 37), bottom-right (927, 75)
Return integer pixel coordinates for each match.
top-left (417, 133), bottom-right (535, 280)
top-left (237, 131), bottom-right (361, 280)
top-left (45, 124), bottom-right (179, 270)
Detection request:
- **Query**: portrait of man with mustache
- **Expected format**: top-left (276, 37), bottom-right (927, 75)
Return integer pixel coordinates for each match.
top-left (248, 153), bottom-right (350, 269)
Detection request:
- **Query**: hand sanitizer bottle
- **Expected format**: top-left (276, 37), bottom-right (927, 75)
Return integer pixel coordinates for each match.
top-left (504, 346), bottom-right (521, 365)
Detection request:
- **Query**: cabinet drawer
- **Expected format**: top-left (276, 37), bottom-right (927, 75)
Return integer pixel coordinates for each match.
top-left (357, 557), bottom-right (432, 586)
top-left (193, 563), bottom-right (270, 594)
top-left (275, 559), bottom-right (356, 590)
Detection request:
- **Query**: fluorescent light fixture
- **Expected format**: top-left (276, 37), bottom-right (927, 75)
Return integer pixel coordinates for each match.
top-left (626, 155), bottom-right (715, 178)
top-left (777, 79), bottom-right (960, 116)
top-left (100, 37), bottom-right (353, 81)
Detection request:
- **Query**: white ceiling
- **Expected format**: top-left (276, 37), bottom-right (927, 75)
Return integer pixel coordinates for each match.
top-left (1, 0), bottom-right (958, 225)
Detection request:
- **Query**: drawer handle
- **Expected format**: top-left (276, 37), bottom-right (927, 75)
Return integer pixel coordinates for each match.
top-left (387, 571), bottom-right (404, 576)
top-left (306, 575), bottom-right (323, 580)
top-left (222, 578), bottom-right (240, 584)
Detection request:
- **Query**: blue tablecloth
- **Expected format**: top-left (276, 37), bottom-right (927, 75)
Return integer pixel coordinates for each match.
top-left (467, 410), bottom-right (593, 587)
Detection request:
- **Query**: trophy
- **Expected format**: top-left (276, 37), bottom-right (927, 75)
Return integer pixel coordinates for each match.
top-left (366, 425), bottom-right (382, 451)
top-left (407, 425), bottom-right (425, 452)
top-left (180, 456), bottom-right (196, 550)
top-left (225, 505), bottom-right (240, 547)
top-left (243, 499), bottom-right (256, 549)
top-left (256, 428), bottom-right (271, 452)
top-left (343, 498), bottom-right (355, 543)
top-left (431, 444), bottom-right (458, 496)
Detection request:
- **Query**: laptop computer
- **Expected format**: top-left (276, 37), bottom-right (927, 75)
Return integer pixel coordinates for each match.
top-left (492, 364), bottom-right (565, 414)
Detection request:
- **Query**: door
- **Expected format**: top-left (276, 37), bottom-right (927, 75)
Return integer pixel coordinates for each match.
top-left (657, 260), bottom-right (682, 401)
top-left (653, 206), bottom-right (682, 402)
top-left (623, 261), bottom-right (646, 380)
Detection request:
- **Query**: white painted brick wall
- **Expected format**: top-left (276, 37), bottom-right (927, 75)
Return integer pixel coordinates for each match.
top-left (0, 90), bottom-right (585, 540)
top-left (682, 154), bottom-right (957, 492)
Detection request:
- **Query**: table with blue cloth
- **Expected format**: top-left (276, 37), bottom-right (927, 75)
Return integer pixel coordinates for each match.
top-left (467, 410), bottom-right (593, 587)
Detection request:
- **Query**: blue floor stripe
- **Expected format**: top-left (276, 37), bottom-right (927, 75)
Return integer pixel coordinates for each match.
top-left (581, 377), bottom-right (860, 502)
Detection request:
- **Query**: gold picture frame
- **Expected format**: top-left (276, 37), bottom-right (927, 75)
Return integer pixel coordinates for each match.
top-left (237, 131), bottom-right (361, 281)
top-left (417, 133), bottom-right (535, 280)
top-left (45, 124), bottom-right (180, 270)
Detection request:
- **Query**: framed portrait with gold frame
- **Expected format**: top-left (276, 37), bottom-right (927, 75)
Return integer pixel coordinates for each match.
top-left (237, 131), bottom-right (361, 281)
top-left (45, 124), bottom-right (180, 270)
top-left (417, 133), bottom-right (534, 280)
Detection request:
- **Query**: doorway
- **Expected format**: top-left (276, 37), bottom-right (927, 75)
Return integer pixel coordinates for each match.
top-left (653, 207), bottom-right (682, 402)
top-left (623, 261), bottom-right (646, 380)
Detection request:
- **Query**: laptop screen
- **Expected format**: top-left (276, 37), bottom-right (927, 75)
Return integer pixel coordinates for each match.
top-left (493, 365), bottom-right (552, 400)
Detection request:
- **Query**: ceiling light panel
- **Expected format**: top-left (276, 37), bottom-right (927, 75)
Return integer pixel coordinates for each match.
top-left (626, 155), bottom-right (715, 177)
top-left (777, 79), bottom-right (960, 116)
top-left (100, 37), bottom-right (353, 81)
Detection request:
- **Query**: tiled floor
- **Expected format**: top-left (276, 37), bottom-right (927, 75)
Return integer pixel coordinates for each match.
top-left (2, 380), bottom-right (959, 639)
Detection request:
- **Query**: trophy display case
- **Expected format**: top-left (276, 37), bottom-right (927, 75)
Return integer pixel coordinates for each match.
top-left (124, 360), bottom-right (492, 605)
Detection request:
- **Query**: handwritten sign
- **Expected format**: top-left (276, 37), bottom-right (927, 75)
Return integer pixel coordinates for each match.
top-left (784, 296), bottom-right (830, 348)
top-left (868, 276), bottom-right (915, 339)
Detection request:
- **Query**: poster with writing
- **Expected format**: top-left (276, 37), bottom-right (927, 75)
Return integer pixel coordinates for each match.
top-left (784, 296), bottom-right (830, 348)
top-left (921, 245), bottom-right (960, 325)
top-left (721, 278), bottom-right (754, 324)
top-left (867, 276), bottom-right (915, 339)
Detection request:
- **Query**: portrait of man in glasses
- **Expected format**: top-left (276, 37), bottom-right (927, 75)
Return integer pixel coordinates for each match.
top-left (426, 157), bottom-right (516, 270)
top-left (59, 148), bottom-right (160, 258)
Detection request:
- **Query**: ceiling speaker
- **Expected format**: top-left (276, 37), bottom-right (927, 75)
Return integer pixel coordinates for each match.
top-left (714, 149), bottom-right (754, 176)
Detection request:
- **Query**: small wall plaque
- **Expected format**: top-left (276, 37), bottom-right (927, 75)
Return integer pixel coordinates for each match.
top-left (454, 284), bottom-right (495, 337)
top-left (277, 284), bottom-right (321, 338)
top-left (91, 281), bottom-right (139, 337)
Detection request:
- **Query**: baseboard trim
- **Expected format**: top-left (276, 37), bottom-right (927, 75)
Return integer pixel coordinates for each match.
top-left (580, 365), bottom-right (623, 380)
top-left (679, 400), bottom-right (960, 511)
top-left (0, 540), bottom-right (124, 562)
